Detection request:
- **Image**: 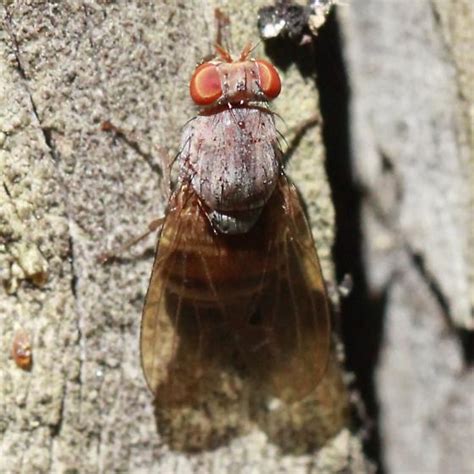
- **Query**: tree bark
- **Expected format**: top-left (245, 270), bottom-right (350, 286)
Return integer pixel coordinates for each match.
top-left (337, 0), bottom-right (473, 472)
top-left (0, 1), bottom-right (367, 473)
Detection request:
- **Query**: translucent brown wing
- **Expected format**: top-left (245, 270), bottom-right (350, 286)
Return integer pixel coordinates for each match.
top-left (243, 175), bottom-right (331, 401)
top-left (141, 184), bottom-right (263, 405)
top-left (140, 176), bottom-right (330, 405)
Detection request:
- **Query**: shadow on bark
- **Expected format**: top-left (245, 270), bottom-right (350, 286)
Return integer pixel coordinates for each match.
top-left (153, 354), bottom-right (347, 454)
top-left (313, 12), bottom-right (386, 473)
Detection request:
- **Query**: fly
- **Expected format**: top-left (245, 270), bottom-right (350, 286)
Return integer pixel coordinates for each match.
top-left (140, 42), bottom-right (331, 405)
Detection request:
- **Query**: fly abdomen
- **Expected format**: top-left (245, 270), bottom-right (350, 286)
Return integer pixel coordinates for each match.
top-left (161, 231), bottom-right (281, 307)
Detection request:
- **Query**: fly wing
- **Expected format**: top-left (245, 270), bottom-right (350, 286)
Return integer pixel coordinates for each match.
top-left (141, 184), bottom-right (258, 405)
top-left (238, 176), bottom-right (331, 402)
top-left (140, 185), bottom-right (209, 405)
top-left (141, 178), bottom-right (331, 406)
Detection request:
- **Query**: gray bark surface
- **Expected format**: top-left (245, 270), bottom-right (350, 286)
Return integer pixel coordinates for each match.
top-left (0, 1), bottom-right (367, 473)
top-left (340, 0), bottom-right (473, 472)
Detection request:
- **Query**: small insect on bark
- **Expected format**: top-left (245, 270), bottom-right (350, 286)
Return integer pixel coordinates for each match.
top-left (141, 43), bottom-right (330, 405)
top-left (12, 329), bottom-right (33, 371)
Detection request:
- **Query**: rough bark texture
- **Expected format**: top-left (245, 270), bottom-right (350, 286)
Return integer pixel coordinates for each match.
top-left (0, 1), bottom-right (368, 473)
top-left (3, 1), bottom-right (472, 473)
top-left (337, 0), bottom-right (473, 472)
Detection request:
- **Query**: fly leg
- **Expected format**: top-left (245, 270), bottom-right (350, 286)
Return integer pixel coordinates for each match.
top-left (281, 113), bottom-right (321, 166)
top-left (100, 120), bottom-right (169, 196)
top-left (97, 217), bottom-right (165, 265)
top-left (98, 120), bottom-right (170, 263)
top-left (214, 8), bottom-right (232, 52)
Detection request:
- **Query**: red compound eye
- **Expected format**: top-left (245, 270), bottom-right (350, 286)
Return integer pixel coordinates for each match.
top-left (256, 60), bottom-right (281, 99)
top-left (190, 63), bottom-right (222, 105)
